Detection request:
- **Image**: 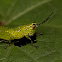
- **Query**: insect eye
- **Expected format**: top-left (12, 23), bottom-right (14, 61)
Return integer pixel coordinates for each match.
top-left (33, 24), bottom-right (35, 25)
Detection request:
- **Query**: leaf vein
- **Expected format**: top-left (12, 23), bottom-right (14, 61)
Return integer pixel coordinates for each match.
top-left (7, 0), bottom-right (51, 25)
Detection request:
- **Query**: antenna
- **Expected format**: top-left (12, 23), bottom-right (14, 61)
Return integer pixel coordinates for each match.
top-left (38, 11), bottom-right (54, 26)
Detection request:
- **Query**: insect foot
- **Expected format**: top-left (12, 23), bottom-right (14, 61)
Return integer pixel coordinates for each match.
top-left (4, 43), bottom-right (11, 49)
top-left (33, 45), bottom-right (38, 48)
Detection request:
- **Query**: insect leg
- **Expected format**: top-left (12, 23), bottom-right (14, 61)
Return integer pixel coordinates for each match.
top-left (36, 33), bottom-right (43, 36)
top-left (28, 35), bottom-right (38, 48)
top-left (31, 40), bottom-right (38, 48)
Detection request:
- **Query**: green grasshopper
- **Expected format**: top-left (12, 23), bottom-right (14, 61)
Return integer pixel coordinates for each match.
top-left (0, 11), bottom-right (53, 48)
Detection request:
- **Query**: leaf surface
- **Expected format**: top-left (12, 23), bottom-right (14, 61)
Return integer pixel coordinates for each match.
top-left (0, 0), bottom-right (62, 62)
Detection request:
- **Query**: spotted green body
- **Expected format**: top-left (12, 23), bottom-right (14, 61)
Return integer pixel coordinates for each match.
top-left (0, 23), bottom-right (36, 41)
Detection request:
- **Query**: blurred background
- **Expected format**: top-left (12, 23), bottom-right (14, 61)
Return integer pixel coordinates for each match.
top-left (0, 0), bottom-right (62, 62)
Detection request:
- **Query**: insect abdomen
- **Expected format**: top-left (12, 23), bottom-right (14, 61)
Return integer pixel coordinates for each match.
top-left (0, 26), bottom-right (12, 40)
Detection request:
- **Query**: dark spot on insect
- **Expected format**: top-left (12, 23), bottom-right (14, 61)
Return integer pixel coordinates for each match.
top-left (33, 24), bottom-right (35, 25)
top-left (14, 33), bottom-right (37, 47)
